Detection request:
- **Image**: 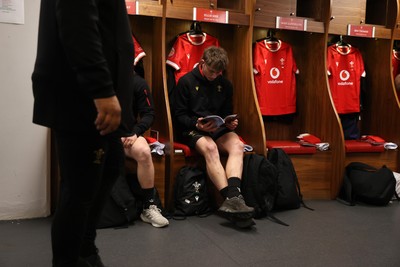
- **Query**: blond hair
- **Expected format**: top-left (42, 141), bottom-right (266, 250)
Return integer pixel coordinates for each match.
top-left (202, 46), bottom-right (229, 72)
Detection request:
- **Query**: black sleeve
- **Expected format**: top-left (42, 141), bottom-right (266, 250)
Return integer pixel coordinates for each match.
top-left (167, 65), bottom-right (177, 108)
top-left (132, 76), bottom-right (155, 136)
top-left (173, 77), bottom-right (198, 130)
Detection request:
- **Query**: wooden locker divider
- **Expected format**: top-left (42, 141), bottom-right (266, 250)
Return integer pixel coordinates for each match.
top-left (253, 0), bottom-right (341, 199)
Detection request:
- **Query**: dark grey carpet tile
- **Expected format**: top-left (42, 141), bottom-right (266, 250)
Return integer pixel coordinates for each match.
top-left (1, 200), bottom-right (399, 267)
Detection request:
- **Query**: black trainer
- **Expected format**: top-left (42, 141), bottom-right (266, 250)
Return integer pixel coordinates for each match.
top-left (218, 195), bottom-right (254, 219)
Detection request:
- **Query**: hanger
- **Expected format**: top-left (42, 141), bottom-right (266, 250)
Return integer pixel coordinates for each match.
top-left (257, 29), bottom-right (279, 43)
top-left (266, 29), bottom-right (279, 42)
top-left (336, 35), bottom-right (350, 47)
top-left (189, 21), bottom-right (204, 36)
top-left (394, 40), bottom-right (400, 52)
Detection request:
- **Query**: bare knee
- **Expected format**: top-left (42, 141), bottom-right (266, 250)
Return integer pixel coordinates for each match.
top-left (133, 145), bottom-right (152, 163)
top-left (229, 139), bottom-right (244, 155)
top-left (202, 142), bottom-right (220, 161)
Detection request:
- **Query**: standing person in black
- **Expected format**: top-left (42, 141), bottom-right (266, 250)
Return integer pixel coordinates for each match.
top-left (31, 0), bottom-right (135, 266)
top-left (173, 46), bottom-right (254, 223)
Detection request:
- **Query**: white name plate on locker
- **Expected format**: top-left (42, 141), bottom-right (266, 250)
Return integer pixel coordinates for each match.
top-left (193, 7), bottom-right (229, 24)
top-left (126, 1), bottom-right (139, 15)
top-left (347, 24), bottom-right (375, 38)
top-left (276, 16), bottom-right (307, 31)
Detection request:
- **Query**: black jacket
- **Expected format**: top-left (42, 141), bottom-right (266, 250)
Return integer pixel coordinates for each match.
top-left (131, 74), bottom-right (155, 136)
top-left (173, 65), bottom-right (233, 132)
top-left (32, 0), bottom-right (135, 136)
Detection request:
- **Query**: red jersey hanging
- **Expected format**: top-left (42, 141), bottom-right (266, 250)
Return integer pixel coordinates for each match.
top-left (392, 49), bottom-right (400, 78)
top-left (132, 35), bottom-right (146, 66)
top-left (327, 44), bottom-right (365, 114)
top-left (253, 40), bottom-right (299, 116)
top-left (166, 33), bottom-right (219, 84)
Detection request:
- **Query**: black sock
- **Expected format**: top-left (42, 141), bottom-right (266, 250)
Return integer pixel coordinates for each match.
top-left (142, 187), bottom-right (155, 209)
top-left (220, 177), bottom-right (241, 199)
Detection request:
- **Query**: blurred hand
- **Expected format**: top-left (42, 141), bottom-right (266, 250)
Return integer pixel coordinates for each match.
top-left (94, 96), bottom-right (121, 135)
top-left (197, 118), bottom-right (219, 133)
top-left (121, 134), bottom-right (138, 148)
top-left (225, 119), bottom-right (238, 131)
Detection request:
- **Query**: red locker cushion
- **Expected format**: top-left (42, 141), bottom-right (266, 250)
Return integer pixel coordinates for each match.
top-left (173, 142), bottom-right (195, 157)
top-left (266, 140), bottom-right (316, 154)
top-left (345, 140), bottom-right (385, 153)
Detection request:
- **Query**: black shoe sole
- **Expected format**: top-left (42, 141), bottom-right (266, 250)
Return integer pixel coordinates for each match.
top-left (217, 209), bottom-right (254, 219)
top-left (234, 218), bottom-right (256, 228)
top-left (223, 214), bottom-right (256, 228)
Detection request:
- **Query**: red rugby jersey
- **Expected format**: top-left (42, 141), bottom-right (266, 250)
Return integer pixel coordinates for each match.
top-left (253, 40), bottom-right (299, 116)
top-left (166, 33), bottom-right (219, 84)
top-left (392, 49), bottom-right (400, 78)
top-left (327, 44), bottom-right (365, 114)
top-left (132, 35), bottom-right (146, 66)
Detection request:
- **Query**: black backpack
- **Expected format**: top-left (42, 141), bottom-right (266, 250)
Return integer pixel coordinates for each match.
top-left (267, 148), bottom-right (312, 211)
top-left (241, 153), bottom-right (278, 219)
top-left (97, 173), bottom-right (164, 229)
top-left (173, 166), bottom-right (213, 218)
top-left (97, 174), bottom-right (140, 229)
top-left (337, 162), bottom-right (400, 206)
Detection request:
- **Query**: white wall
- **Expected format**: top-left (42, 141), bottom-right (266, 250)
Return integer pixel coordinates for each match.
top-left (0, 0), bottom-right (50, 220)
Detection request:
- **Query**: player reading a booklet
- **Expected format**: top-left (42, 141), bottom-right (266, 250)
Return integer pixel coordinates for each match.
top-left (173, 46), bottom-right (255, 226)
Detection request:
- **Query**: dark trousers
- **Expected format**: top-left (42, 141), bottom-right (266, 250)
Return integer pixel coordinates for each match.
top-left (52, 130), bottom-right (124, 267)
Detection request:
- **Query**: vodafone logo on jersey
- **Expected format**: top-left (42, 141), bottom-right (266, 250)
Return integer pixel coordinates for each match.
top-left (339, 70), bottom-right (350, 81)
top-left (338, 70), bottom-right (353, 86)
top-left (267, 67), bottom-right (284, 84)
top-left (270, 68), bottom-right (280, 79)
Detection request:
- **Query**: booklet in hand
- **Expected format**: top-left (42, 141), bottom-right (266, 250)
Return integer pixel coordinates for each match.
top-left (200, 114), bottom-right (238, 127)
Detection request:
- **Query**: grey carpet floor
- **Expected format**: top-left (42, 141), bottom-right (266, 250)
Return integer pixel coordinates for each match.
top-left (1, 200), bottom-right (400, 267)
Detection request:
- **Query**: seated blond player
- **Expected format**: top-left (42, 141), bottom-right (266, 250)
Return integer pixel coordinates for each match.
top-left (121, 73), bottom-right (169, 228)
top-left (173, 46), bottom-right (254, 221)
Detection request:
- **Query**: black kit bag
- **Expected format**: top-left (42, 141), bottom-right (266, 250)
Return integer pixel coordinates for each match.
top-left (337, 162), bottom-right (400, 206)
top-left (97, 174), bottom-right (140, 229)
top-left (241, 153), bottom-right (278, 218)
top-left (267, 148), bottom-right (312, 211)
top-left (97, 173), bottom-right (165, 229)
top-left (241, 153), bottom-right (292, 226)
top-left (173, 166), bottom-right (213, 219)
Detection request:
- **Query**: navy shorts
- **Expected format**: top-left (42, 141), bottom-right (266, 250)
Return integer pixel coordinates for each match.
top-left (179, 127), bottom-right (232, 149)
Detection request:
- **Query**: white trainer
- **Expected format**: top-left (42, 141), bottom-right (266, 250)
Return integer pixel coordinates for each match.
top-left (140, 205), bottom-right (169, 228)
